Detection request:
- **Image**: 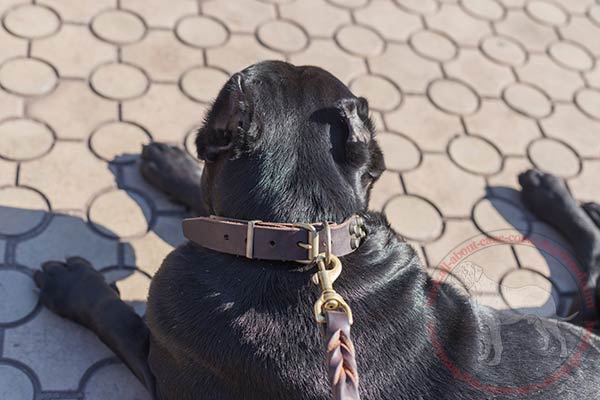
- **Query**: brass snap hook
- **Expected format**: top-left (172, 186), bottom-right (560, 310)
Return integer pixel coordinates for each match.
top-left (312, 254), bottom-right (353, 324)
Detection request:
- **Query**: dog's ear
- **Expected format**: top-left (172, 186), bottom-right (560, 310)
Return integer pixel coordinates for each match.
top-left (196, 73), bottom-right (251, 162)
top-left (336, 97), bottom-right (372, 144)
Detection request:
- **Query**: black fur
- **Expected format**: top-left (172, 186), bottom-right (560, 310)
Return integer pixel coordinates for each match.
top-left (35, 61), bottom-right (600, 399)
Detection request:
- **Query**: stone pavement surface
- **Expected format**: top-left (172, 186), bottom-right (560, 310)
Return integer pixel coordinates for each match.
top-left (1, 0), bottom-right (600, 398)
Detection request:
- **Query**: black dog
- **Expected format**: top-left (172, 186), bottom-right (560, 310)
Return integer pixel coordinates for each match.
top-left (35, 61), bottom-right (600, 399)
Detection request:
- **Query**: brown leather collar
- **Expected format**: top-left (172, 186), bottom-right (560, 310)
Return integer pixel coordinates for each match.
top-left (182, 214), bottom-right (366, 263)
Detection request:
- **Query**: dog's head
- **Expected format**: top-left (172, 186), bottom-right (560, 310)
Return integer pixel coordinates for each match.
top-left (195, 61), bottom-right (385, 223)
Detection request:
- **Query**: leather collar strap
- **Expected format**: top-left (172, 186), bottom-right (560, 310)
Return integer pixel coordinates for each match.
top-left (182, 214), bottom-right (366, 263)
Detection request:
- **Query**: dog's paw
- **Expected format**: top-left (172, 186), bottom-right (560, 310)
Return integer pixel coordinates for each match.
top-left (518, 169), bottom-right (572, 212)
top-left (34, 257), bottom-right (118, 326)
top-left (140, 142), bottom-right (203, 209)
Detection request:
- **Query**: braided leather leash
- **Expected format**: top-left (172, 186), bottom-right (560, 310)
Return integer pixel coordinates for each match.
top-left (324, 310), bottom-right (361, 400)
top-left (312, 246), bottom-right (361, 400)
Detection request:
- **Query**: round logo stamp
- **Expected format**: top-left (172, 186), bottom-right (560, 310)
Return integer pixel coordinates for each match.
top-left (426, 229), bottom-right (595, 395)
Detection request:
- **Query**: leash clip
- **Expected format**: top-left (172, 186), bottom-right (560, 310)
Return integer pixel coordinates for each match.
top-left (312, 254), bottom-right (353, 325)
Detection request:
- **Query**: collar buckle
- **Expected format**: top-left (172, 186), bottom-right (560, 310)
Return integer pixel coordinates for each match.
top-left (294, 223), bottom-right (320, 264)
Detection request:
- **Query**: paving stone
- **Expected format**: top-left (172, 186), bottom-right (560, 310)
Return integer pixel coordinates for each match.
top-left (33, 25), bottom-right (115, 78)
top-left (121, 0), bottom-right (197, 28)
top-left (555, 0), bottom-right (595, 14)
top-left (425, 220), bottom-right (480, 268)
top-left (83, 362), bottom-right (151, 400)
top-left (409, 29), bottom-right (457, 62)
top-left (124, 216), bottom-right (186, 276)
top-left (91, 9), bottom-right (147, 45)
top-left (355, 0), bottom-right (422, 42)
top-left (496, 10), bottom-right (557, 52)
top-left (541, 103), bottom-right (600, 157)
top-left (16, 213), bottom-right (118, 268)
top-left (445, 49), bottom-right (514, 97)
top-left (461, 0), bottom-right (505, 21)
top-left (3, 4), bottom-right (59, 39)
top-left (527, 137), bottom-right (581, 178)
top-left (472, 196), bottom-right (531, 240)
top-left (335, 24), bottom-right (384, 57)
top-left (548, 40), bottom-right (594, 72)
top-left (0, 159), bottom-right (16, 186)
top-left (1, 0), bottom-right (599, 394)
top-left (0, 118), bottom-right (54, 161)
top-left (383, 194), bottom-right (444, 242)
top-left (104, 268), bottom-right (151, 316)
top-left (370, 43), bottom-right (441, 93)
top-left (0, 57), bottom-right (57, 96)
top-left (0, 363), bottom-right (34, 400)
top-left (385, 95), bottom-right (462, 152)
top-left (0, 186), bottom-right (48, 236)
top-left (184, 127), bottom-right (201, 160)
top-left (561, 16), bottom-right (600, 55)
top-left (0, 26), bottom-right (27, 64)
top-left (122, 30), bottom-right (204, 82)
top-left (290, 39), bottom-right (365, 84)
top-left (525, 0), bottom-right (569, 27)
top-left (513, 225), bottom-right (580, 294)
top-left (590, 4), bottom-right (600, 26)
top-left (487, 157), bottom-right (534, 195)
top-left (180, 66), bottom-right (229, 104)
top-left (0, 89), bottom-right (23, 120)
top-left (376, 132), bottom-right (421, 172)
top-left (574, 88), bottom-right (600, 120)
top-left (368, 170), bottom-right (403, 212)
top-left (404, 154), bottom-right (485, 217)
top-left (428, 78), bottom-right (479, 116)
top-left (38, 0), bottom-right (114, 22)
top-left (4, 308), bottom-right (112, 391)
top-left (569, 160), bottom-right (600, 202)
top-left (0, 269), bottom-right (37, 324)
top-left (89, 189), bottom-right (151, 239)
top-left (90, 121), bottom-right (151, 163)
top-left (369, 111), bottom-right (385, 132)
top-left (257, 20), bottom-right (309, 53)
top-left (448, 135), bottom-right (503, 175)
top-left (29, 80), bottom-right (116, 140)
top-left (123, 83), bottom-right (208, 143)
top-left (480, 35), bottom-right (527, 67)
top-left (208, 34), bottom-right (282, 75)
top-left (349, 74), bottom-right (402, 111)
top-left (426, 4), bottom-right (492, 46)
top-left (119, 158), bottom-right (187, 213)
top-left (585, 64), bottom-right (600, 89)
top-left (175, 15), bottom-right (229, 49)
top-left (19, 141), bottom-right (115, 210)
top-left (501, 269), bottom-right (557, 316)
top-left (90, 62), bottom-right (149, 101)
top-left (204, 0), bottom-right (274, 32)
top-left (328, 0), bottom-right (369, 8)
top-left (503, 82), bottom-right (553, 119)
top-left (395, 0), bottom-right (439, 15)
top-left (425, 219), bottom-right (514, 287)
top-left (280, 0), bottom-right (350, 36)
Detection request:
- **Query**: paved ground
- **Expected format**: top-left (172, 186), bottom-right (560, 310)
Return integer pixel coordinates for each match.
top-left (1, 0), bottom-right (600, 398)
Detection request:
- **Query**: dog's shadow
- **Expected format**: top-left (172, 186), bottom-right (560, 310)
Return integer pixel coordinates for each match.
top-left (475, 186), bottom-right (587, 320)
top-left (1, 151), bottom-right (191, 316)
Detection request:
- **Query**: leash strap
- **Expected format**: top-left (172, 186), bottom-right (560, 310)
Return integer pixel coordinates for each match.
top-left (325, 310), bottom-right (361, 400)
